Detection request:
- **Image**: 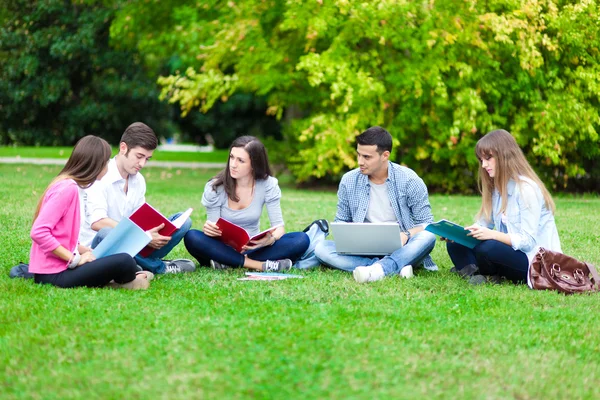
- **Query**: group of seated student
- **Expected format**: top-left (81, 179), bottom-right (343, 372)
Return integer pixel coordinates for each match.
top-left (28, 122), bottom-right (561, 290)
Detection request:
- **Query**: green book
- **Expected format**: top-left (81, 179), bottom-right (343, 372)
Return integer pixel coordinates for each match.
top-left (425, 219), bottom-right (480, 249)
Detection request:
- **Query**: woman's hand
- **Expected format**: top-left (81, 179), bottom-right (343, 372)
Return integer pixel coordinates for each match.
top-left (78, 252), bottom-right (96, 266)
top-left (203, 221), bottom-right (222, 237)
top-left (466, 224), bottom-right (497, 241)
top-left (78, 244), bottom-right (92, 255)
top-left (243, 233), bottom-right (275, 251)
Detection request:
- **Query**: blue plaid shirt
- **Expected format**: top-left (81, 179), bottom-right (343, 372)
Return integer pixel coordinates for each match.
top-left (335, 161), bottom-right (437, 270)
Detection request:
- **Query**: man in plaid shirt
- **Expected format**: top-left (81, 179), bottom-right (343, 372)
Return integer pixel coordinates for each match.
top-left (314, 126), bottom-right (437, 283)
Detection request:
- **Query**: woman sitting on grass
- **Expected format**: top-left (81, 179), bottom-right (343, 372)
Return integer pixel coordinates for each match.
top-left (30, 135), bottom-right (149, 290)
top-left (446, 129), bottom-right (562, 284)
top-left (184, 136), bottom-right (309, 272)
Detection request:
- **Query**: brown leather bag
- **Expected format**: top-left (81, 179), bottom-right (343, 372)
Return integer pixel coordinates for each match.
top-left (528, 247), bottom-right (600, 294)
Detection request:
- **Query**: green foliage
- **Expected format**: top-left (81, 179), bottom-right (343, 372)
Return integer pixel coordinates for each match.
top-left (137, 0), bottom-right (600, 192)
top-left (109, 1), bottom-right (282, 148)
top-left (0, 0), bottom-right (172, 146)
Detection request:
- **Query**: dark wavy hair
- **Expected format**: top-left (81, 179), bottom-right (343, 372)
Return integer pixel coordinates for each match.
top-left (212, 136), bottom-right (272, 202)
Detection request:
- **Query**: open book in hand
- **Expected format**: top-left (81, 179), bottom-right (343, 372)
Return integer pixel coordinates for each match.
top-left (92, 218), bottom-right (152, 259)
top-left (425, 219), bottom-right (481, 249)
top-left (130, 203), bottom-right (193, 257)
top-left (215, 218), bottom-right (283, 253)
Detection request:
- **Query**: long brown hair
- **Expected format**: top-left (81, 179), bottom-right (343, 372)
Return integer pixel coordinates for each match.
top-left (475, 129), bottom-right (555, 223)
top-left (33, 135), bottom-right (112, 221)
top-left (212, 136), bottom-right (272, 202)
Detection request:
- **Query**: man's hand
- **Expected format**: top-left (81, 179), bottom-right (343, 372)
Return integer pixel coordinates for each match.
top-left (147, 223), bottom-right (171, 249)
top-left (203, 221), bottom-right (222, 237)
top-left (400, 232), bottom-right (409, 246)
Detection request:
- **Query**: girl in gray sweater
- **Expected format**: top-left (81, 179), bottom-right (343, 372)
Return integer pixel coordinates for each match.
top-left (184, 136), bottom-right (309, 272)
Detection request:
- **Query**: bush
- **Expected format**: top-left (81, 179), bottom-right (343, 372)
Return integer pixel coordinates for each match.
top-left (150, 0), bottom-right (599, 192)
top-left (0, 0), bottom-right (172, 146)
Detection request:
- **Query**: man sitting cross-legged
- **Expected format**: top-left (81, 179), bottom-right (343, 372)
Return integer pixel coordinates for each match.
top-left (314, 126), bottom-right (437, 283)
top-left (79, 122), bottom-right (195, 274)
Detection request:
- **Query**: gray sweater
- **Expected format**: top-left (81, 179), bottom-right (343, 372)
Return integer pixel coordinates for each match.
top-left (201, 176), bottom-right (284, 237)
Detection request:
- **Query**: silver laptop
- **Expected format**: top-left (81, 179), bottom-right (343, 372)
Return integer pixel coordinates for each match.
top-left (331, 222), bottom-right (403, 255)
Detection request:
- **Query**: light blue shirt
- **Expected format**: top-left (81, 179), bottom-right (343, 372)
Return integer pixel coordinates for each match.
top-left (478, 176), bottom-right (561, 262)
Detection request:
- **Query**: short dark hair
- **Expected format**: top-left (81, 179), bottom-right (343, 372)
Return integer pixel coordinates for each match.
top-left (356, 126), bottom-right (392, 154)
top-left (121, 122), bottom-right (158, 151)
top-left (212, 136), bottom-right (273, 202)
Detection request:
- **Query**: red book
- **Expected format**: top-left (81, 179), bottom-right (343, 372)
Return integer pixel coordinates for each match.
top-left (215, 218), bottom-right (283, 253)
top-left (130, 203), bottom-right (193, 257)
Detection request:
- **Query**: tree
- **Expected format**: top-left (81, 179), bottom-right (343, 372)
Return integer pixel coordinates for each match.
top-left (121, 0), bottom-right (600, 191)
top-left (0, 0), bottom-right (172, 145)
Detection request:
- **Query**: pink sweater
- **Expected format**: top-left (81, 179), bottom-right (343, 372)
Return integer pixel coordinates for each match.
top-left (29, 179), bottom-right (81, 274)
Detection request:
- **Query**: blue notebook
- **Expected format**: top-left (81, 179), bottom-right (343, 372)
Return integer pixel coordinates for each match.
top-left (425, 219), bottom-right (481, 249)
top-left (92, 218), bottom-right (152, 258)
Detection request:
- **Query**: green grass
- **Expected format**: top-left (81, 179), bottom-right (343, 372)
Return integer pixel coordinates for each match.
top-left (0, 146), bottom-right (229, 163)
top-left (1, 164), bottom-right (600, 399)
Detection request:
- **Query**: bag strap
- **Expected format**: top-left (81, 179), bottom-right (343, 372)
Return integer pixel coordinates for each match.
top-left (585, 263), bottom-right (600, 291)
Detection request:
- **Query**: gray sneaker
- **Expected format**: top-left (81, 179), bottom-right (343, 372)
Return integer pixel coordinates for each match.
top-left (262, 259), bottom-right (292, 272)
top-left (469, 274), bottom-right (501, 285)
top-left (163, 259), bottom-right (196, 274)
top-left (451, 264), bottom-right (479, 279)
top-left (210, 260), bottom-right (231, 270)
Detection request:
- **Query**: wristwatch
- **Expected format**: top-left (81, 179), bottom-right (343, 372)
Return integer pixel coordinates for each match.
top-left (404, 230), bottom-right (411, 242)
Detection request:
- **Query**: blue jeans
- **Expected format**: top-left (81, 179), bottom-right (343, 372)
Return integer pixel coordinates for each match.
top-left (314, 230), bottom-right (436, 276)
top-left (184, 229), bottom-right (310, 267)
top-left (91, 212), bottom-right (192, 274)
top-left (446, 240), bottom-right (529, 283)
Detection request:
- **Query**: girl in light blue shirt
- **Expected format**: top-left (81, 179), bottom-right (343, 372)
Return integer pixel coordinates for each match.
top-left (447, 129), bottom-right (561, 284)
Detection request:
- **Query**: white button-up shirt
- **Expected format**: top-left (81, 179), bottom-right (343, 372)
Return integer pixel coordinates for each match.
top-left (79, 158), bottom-right (146, 246)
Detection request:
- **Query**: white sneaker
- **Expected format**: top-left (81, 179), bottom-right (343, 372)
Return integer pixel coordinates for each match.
top-left (400, 264), bottom-right (414, 279)
top-left (353, 263), bottom-right (385, 284)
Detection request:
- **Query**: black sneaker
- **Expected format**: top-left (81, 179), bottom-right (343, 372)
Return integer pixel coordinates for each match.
top-left (210, 260), bottom-right (231, 270)
top-left (469, 274), bottom-right (501, 285)
top-left (262, 259), bottom-right (293, 272)
top-left (451, 264), bottom-right (479, 279)
top-left (9, 263), bottom-right (34, 279)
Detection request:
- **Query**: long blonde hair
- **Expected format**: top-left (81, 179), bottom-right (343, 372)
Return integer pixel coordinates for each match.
top-left (33, 135), bottom-right (112, 222)
top-left (475, 129), bottom-right (555, 223)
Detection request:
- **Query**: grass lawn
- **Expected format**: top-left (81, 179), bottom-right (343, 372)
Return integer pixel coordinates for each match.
top-left (1, 163), bottom-right (600, 399)
top-left (0, 146), bottom-right (229, 163)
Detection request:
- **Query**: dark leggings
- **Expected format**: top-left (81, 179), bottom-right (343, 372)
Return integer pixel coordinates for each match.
top-left (34, 253), bottom-right (138, 288)
top-left (446, 240), bottom-right (529, 283)
top-left (184, 229), bottom-right (310, 267)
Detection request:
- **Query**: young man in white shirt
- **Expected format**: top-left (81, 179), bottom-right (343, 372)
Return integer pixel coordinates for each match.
top-left (80, 122), bottom-right (195, 274)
